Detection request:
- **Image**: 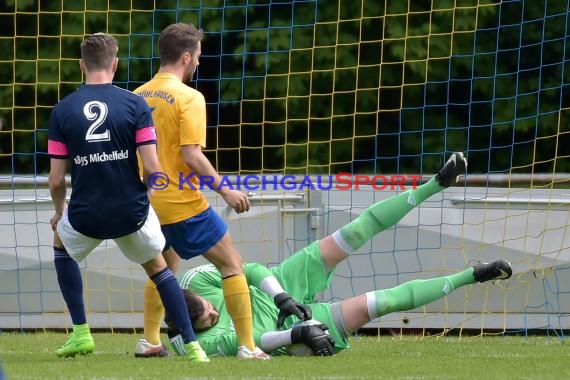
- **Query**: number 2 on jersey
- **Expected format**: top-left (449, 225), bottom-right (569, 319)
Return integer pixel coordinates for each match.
top-left (84, 100), bottom-right (110, 142)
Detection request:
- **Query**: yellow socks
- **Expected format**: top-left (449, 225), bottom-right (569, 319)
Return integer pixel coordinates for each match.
top-left (144, 278), bottom-right (164, 345)
top-left (222, 274), bottom-right (256, 350)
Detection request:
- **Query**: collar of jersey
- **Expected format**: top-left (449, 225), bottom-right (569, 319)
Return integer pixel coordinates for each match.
top-left (154, 72), bottom-right (179, 80)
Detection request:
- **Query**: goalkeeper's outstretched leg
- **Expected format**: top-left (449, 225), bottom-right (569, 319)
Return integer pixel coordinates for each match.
top-left (334, 259), bottom-right (512, 334)
top-left (320, 151), bottom-right (467, 270)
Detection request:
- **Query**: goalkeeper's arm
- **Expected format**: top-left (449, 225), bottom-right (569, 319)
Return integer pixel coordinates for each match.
top-left (259, 323), bottom-right (335, 356)
top-left (245, 263), bottom-right (312, 326)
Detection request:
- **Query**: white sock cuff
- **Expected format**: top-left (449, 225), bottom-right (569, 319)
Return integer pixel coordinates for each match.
top-left (365, 291), bottom-right (377, 321)
top-left (332, 230), bottom-right (354, 254)
top-left (168, 334), bottom-right (187, 356)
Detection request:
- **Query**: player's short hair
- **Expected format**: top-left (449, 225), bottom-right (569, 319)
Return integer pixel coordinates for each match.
top-left (80, 33), bottom-right (118, 72)
top-left (158, 23), bottom-right (204, 65)
top-left (164, 289), bottom-right (208, 332)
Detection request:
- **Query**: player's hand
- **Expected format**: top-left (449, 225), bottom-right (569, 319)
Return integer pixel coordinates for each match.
top-left (274, 292), bottom-right (312, 327)
top-left (221, 189), bottom-right (250, 214)
top-left (291, 323), bottom-right (335, 356)
top-left (50, 213), bottom-right (62, 232)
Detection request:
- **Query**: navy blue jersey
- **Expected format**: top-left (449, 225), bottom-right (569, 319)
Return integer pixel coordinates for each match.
top-left (48, 84), bottom-right (157, 239)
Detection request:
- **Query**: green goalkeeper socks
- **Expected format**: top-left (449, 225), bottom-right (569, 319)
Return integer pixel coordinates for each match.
top-left (367, 267), bottom-right (475, 318)
top-left (335, 176), bottom-right (443, 253)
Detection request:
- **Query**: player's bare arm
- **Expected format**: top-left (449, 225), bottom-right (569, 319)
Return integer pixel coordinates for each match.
top-left (180, 143), bottom-right (250, 213)
top-left (138, 144), bottom-right (162, 194)
top-left (48, 158), bottom-right (68, 231)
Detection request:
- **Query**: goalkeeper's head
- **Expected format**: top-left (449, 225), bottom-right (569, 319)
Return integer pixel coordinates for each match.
top-left (165, 289), bottom-right (220, 332)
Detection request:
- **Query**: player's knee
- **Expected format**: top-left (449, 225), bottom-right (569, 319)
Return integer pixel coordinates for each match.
top-left (205, 242), bottom-right (244, 275)
top-left (217, 259), bottom-right (244, 277)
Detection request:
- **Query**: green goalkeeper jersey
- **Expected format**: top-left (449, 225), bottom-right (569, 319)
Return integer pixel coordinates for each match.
top-left (178, 241), bottom-right (349, 356)
top-left (178, 262), bottom-right (285, 356)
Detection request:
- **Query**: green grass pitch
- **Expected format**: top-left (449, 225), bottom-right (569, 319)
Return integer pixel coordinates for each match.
top-left (1, 332), bottom-right (568, 379)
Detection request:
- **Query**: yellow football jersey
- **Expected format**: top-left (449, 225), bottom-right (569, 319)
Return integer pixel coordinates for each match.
top-left (135, 72), bottom-right (209, 224)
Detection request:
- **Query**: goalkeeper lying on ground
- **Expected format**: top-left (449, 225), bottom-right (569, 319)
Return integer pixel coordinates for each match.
top-left (150, 152), bottom-right (513, 356)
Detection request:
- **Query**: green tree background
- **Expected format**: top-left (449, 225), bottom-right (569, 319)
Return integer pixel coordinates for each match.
top-left (0, 0), bottom-right (567, 177)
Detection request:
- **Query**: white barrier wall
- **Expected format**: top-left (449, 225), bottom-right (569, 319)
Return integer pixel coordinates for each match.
top-left (1, 185), bottom-right (568, 331)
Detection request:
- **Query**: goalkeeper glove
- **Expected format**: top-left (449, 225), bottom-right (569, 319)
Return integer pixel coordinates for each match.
top-left (274, 292), bottom-right (312, 327)
top-left (291, 323), bottom-right (335, 356)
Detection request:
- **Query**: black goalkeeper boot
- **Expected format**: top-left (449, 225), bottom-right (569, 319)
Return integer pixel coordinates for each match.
top-left (473, 260), bottom-right (513, 283)
top-left (435, 152), bottom-right (467, 187)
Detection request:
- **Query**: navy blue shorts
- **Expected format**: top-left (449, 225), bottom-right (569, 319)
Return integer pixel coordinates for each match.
top-left (161, 207), bottom-right (228, 259)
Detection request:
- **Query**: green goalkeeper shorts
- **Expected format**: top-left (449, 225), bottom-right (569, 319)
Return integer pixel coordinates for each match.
top-left (270, 240), bottom-right (350, 352)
